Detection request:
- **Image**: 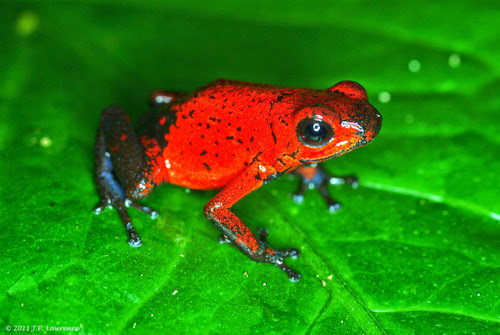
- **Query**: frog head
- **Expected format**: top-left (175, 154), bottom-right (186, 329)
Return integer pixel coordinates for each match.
top-left (291, 81), bottom-right (382, 163)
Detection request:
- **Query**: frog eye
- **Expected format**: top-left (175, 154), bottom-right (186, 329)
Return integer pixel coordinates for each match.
top-left (327, 81), bottom-right (367, 100)
top-left (296, 117), bottom-right (334, 147)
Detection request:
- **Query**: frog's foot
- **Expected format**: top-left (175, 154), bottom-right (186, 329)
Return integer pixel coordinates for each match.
top-left (292, 163), bottom-right (358, 213)
top-left (254, 228), bottom-right (301, 282)
top-left (93, 199), bottom-right (158, 247)
top-left (93, 199), bottom-right (142, 247)
top-left (219, 228), bottom-right (301, 281)
top-left (94, 198), bottom-right (158, 219)
top-left (94, 162), bottom-right (158, 247)
top-left (219, 228), bottom-right (300, 258)
top-left (256, 228), bottom-right (300, 258)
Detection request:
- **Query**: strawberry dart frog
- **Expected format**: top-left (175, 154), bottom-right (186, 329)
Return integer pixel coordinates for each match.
top-left (94, 79), bottom-right (382, 281)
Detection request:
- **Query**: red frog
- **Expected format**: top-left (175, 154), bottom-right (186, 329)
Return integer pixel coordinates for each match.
top-left (94, 79), bottom-right (382, 281)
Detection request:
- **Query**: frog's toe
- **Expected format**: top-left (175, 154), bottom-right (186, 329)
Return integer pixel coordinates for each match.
top-left (93, 200), bottom-right (111, 214)
top-left (92, 196), bottom-right (146, 246)
top-left (330, 175), bottom-right (358, 188)
top-left (281, 264), bottom-right (301, 282)
top-left (347, 176), bottom-right (359, 188)
top-left (257, 228), bottom-right (269, 242)
top-left (115, 204), bottom-right (143, 247)
top-left (275, 248), bottom-right (300, 259)
top-left (255, 229), bottom-right (301, 280)
top-left (263, 249), bottom-right (301, 281)
top-left (219, 234), bottom-right (231, 244)
top-left (292, 193), bottom-right (305, 204)
top-left (258, 228), bottom-right (300, 258)
top-left (327, 201), bottom-right (342, 213)
top-left (128, 233), bottom-right (143, 247)
top-left (125, 199), bottom-right (159, 219)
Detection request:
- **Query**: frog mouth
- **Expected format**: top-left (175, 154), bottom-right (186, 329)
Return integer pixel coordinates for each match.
top-left (298, 138), bottom-right (369, 164)
top-left (299, 145), bottom-right (359, 163)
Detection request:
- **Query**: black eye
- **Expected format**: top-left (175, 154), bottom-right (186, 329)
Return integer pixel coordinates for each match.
top-left (296, 118), bottom-right (334, 147)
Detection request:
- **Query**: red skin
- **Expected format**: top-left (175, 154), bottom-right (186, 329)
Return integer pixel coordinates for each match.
top-left (143, 80), bottom-right (379, 186)
top-left (94, 79), bottom-right (382, 281)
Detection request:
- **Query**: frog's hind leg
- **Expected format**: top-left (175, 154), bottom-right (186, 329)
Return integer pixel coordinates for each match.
top-left (292, 163), bottom-right (358, 213)
top-left (94, 105), bottom-right (158, 247)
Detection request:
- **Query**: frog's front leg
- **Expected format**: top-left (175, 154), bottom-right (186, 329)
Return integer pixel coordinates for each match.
top-left (204, 161), bottom-right (301, 282)
top-left (94, 105), bottom-right (158, 247)
top-left (292, 164), bottom-right (358, 212)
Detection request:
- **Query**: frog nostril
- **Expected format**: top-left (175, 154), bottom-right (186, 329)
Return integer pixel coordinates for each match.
top-left (371, 112), bottom-right (382, 137)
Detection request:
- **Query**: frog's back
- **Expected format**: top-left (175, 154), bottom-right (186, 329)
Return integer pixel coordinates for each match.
top-left (156, 79), bottom-right (334, 189)
top-left (155, 80), bottom-right (269, 189)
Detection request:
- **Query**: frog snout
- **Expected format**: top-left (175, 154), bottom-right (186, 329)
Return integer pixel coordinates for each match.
top-left (362, 108), bottom-right (382, 143)
top-left (370, 110), bottom-right (382, 137)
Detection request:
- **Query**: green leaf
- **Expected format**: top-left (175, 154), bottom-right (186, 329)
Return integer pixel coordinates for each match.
top-left (1, 1), bottom-right (498, 334)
